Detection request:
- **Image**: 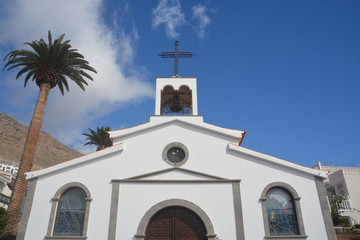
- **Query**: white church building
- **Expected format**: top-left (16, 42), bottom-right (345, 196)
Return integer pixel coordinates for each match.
top-left (17, 59), bottom-right (336, 240)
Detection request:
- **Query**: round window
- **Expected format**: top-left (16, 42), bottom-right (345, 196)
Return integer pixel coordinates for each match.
top-left (167, 147), bottom-right (185, 163)
top-left (162, 142), bottom-right (189, 166)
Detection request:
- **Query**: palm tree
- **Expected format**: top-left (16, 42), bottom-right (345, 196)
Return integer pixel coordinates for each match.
top-left (82, 126), bottom-right (113, 151)
top-left (2, 31), bottom-right (96, 235)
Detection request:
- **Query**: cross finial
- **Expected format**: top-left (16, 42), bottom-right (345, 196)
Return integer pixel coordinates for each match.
top-left (158, 41), bottom-right (195, 77)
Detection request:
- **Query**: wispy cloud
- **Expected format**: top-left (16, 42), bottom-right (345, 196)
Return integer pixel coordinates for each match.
top-left (0, 0), bottom-right (153, 152)
top-left (192, 4), bottom-right (211, 40)
top-left (152, 0), bottom-right (186, 38)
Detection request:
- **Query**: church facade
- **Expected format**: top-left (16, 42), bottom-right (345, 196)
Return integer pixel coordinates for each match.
top-left (17, 76), bottom-right (336, 240)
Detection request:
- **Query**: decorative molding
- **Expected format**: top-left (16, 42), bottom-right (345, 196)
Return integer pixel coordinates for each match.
top-left (260, 182), bottom-right (300, 200)
top-left (117, 179), bottom-right (240, 183)
top-left (53, 182), bottom-right (92, 199)
top-left (44, 237), bottom-right (87, 240)
top-left (264, 235), bottom-right (308, 239)
top-left (122, 167), bottom-right (226, 181)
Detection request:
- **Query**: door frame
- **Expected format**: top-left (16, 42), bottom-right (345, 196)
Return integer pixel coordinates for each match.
top-left (135, 199), bottom-right (217, 240)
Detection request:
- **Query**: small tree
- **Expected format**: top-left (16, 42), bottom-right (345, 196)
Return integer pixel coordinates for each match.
top-left (82, 126), bottom-right (113, 151)
top-left (329, 195), bottom-right (347, 227)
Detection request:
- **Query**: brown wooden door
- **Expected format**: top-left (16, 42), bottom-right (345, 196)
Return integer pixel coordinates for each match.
top-left (145, 207), bottom-right (207, 240)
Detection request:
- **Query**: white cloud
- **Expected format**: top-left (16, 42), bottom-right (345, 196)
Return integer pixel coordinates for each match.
top-left (152, 0), bottom-right (186, 39)
top-left (0, 0), bottom-right (153, 152)
top-left (192, 4), bottom-right (211, 40)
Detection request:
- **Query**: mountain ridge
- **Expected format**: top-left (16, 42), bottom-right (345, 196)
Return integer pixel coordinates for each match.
top-left (0, 112), bottom-right (83, 170)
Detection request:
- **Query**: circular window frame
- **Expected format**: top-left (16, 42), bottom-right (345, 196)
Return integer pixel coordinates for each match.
top-left (162, 142), bottom-right (189, 167)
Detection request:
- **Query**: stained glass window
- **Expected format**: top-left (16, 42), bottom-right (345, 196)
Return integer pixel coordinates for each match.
top-left (266, 188), bottom-right (299, 235)
top-left (54, 188), bottom-right (86, 236)
top-left (167, 147), bottom-right (186, 163)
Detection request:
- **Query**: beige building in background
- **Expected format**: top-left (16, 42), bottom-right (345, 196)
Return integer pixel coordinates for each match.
top-left (314, 162), bottom-right (360, 228)
top-left (0, 163), bottom-right (17, 208)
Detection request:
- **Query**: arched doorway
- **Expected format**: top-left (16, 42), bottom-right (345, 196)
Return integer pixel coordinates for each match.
top-left (145, 206), bottom-right (207, 240)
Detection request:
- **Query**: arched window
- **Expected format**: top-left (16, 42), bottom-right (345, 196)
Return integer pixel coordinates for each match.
top-left (266, 188), bottom-right (299, 235)
top-left (45, 182), bottom-right (92, 239)
top-left (260, 182), bottom-right (307, 239)
top-left (54, 188), bottom-right (86, 236)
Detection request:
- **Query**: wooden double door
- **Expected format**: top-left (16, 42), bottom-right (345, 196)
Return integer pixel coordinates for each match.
top-left (145, 207), bottom-right (207, 240)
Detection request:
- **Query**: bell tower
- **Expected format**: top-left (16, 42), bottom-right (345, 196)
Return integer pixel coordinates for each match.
top-left (155, 41), bottom-right (198, 116)
top-left (155, 77), bottom-right (198, 115)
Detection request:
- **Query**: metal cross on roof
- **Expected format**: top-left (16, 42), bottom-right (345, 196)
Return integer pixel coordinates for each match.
top-left (158, 40), bottom-right (195, 77)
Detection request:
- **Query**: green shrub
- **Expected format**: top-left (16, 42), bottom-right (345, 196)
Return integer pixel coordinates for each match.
top-left (0, 207), bottom-right (16, 239)
top-left (0, 233), bottom-right (16, 240)
top-left (352, 223), bottom-right (360, 230)
top-left (0, 208), bottom-right (6, 235)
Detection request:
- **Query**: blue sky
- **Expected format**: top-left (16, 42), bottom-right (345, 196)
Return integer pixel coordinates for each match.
top-left (0, 0), bottom-right (359, 167)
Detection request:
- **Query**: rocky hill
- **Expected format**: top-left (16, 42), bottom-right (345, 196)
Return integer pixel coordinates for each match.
top-left (0, 112), bottom-right (83, 170)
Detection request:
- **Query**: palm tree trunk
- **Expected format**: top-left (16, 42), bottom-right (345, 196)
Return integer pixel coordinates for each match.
top-left (4, 83), bottom-right (51, 236)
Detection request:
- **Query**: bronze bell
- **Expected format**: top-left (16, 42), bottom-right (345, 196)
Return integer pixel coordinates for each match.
top-left (170, 95), bottom-right (183, 112)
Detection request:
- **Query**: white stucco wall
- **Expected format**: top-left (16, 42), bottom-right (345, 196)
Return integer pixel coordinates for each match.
top-left (23, 118), bottom-right (330, 240)
top-left (116, 183), bottom-right (236, 239)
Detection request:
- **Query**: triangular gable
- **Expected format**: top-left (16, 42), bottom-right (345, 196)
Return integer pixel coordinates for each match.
top-left (25, 143), bottom-right (124, 180)
top-left (109, 116), bottom-right (245, 145)
top-left (115, 167), bottom-right (236, 182)
top-left (228, 143), bottom-right (328, 178)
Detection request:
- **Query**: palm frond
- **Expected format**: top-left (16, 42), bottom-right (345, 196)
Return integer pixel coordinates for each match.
top-left (57, 80), bottom-right (65, 95)
top-left (24, 70), bottom-right (37, 87)
top-left (82, 126), bottom-right (113, 151)
top-left (48, 30), bottom-right (52, 45)
top-left (16, 66), bottom-right (34, 79)
top-left (57, 75), bottom-right (69, 95)
top-left (3, 30), bottom-right (97, 92)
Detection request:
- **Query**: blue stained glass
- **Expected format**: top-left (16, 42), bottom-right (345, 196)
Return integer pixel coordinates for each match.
top-left (267, 188), bottom-right (299, 235)
top-left (167, 147), bottom-right (185, 163)
top-left (54, 188), bottom-right (86, 236)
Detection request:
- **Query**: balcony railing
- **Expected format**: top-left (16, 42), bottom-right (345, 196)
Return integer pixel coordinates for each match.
top-left (328, 195), bottom-right (353, 211)
top-left (340, 199), bottom-right (352, 211)
top-left (161, 105), bottom-right (192, 115)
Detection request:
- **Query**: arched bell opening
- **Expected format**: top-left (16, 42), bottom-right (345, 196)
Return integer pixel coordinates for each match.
top-left (161, 85), bottom-right (192, 115)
